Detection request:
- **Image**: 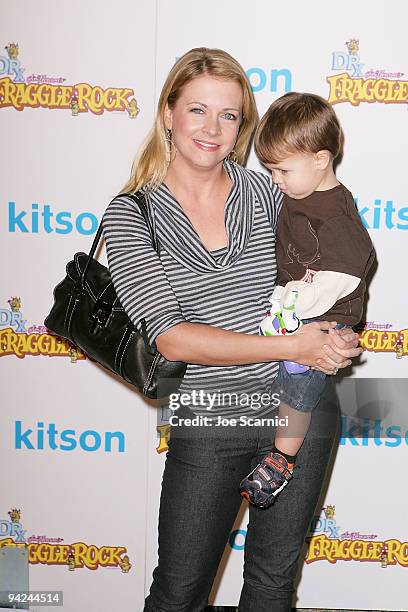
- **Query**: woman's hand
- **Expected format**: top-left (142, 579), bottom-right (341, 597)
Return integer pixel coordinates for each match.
top-left (315, 327), bottom-right (362, 374)
top-left (292, 321), bottom-right (362, 374)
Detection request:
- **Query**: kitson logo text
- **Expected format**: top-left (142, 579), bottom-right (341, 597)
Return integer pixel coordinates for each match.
top-left (7, 201), bottom-right (99, 235)
top-left (5, 197), bottom-right (407, 236)
top-left (14, 421), bottom-right (125, 453)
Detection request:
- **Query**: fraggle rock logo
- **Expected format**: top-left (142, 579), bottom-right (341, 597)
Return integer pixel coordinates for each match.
top-left (1, 508), bottom-right (132, 572)
top-left (306, 505), bottom-right (407, 568)
top-left (359, 322), bottom-right (407, 359)
top-left (0, 43), bottom-right (140, 117)
top-left (327, 38), bottom-right (407, 106)
top-left (0, 297), bottom-right (85, 361)
top-left (229, 504), bottom-right (407, 567)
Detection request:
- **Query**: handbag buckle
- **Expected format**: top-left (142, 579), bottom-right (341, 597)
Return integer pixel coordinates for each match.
top-left (90, 298), bottom-right (112, 333)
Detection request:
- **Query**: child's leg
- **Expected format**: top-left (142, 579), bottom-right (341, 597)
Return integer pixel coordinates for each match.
top-left (274, 401), bottom-right (312, 461)
top-left (240, 367), bottom-right (326, 508)
top-left (239, 404), bottom-right (311, 508)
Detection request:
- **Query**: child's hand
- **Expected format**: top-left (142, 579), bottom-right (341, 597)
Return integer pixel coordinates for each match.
top-left (293, 320), bottom-right (362, 374)
top-left (330, 327), bottom-right (361, 348)
top-left (316, 327), bottom-right (362, 373)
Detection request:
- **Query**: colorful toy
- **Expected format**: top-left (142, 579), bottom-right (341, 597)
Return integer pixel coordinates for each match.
top-left (259, 288), bottom-right (309, 374)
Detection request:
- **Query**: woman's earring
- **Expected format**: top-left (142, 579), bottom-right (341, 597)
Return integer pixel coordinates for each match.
top-left (165, 128), bottom-right (177, 162)
top-left (226, 149), bottom-right (237, 163)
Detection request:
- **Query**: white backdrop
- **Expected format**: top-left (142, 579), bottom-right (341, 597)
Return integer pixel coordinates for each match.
top-left (1, 1), bottom-right (407, 610)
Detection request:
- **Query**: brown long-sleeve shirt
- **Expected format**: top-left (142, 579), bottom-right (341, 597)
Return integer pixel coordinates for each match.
top-left (276, 184), bottom-right (375, 326)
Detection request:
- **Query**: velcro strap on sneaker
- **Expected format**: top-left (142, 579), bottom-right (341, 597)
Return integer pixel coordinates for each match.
top-left (264, 455), bottom-right (293, 481)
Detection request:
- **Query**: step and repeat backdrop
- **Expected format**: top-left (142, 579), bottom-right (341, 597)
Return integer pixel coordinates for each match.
top-left (1, 1), bottom-right (407, 610)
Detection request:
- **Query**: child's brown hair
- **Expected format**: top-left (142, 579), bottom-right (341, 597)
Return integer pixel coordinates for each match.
top-left (255, 92), bottom-right (344, 165)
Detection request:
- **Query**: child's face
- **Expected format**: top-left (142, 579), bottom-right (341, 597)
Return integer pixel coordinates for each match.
top-left (266, 152), bottom-right (325, 199)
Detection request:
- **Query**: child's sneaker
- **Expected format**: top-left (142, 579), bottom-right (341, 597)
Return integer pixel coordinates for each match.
top-left (239, 452), bottom-right (293, 508)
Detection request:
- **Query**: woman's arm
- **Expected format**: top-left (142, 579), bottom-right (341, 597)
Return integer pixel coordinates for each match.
top-left (104, 195), bottom-right (361, 372)
top-left (102, 196), bottom-right (186, 344)
top-left (156, 320), bottom-right (361, 369)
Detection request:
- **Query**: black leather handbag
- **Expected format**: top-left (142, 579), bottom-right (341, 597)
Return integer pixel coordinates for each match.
top-left (44, 192), bottom-right (186, 398)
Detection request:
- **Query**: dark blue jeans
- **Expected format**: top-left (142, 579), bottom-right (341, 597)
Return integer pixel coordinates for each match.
top-left (144, 379), bottom-right (340, 612)
top-left (278, 322), bottom-right (349, 413)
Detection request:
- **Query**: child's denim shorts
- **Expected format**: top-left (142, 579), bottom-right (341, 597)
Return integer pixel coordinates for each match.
top-left (276, 321), bottom-right (348, 413)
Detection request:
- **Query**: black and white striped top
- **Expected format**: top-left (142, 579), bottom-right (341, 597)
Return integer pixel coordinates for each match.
top-left (102, 161), bottom-right (283, 417)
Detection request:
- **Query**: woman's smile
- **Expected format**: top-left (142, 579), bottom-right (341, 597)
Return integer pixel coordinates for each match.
top-left (193, 139), bottom-right (220, 151)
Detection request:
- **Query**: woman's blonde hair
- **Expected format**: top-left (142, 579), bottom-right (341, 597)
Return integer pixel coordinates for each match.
top-left (122, 47), bottom-right (258, 193)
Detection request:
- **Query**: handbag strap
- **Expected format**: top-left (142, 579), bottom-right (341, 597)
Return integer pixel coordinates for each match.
top-left (80, 191), bottom-right (158, 286)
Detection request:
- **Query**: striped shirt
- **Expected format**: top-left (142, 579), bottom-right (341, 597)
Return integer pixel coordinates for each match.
top-left (102, 161), bottom-right (283, 417)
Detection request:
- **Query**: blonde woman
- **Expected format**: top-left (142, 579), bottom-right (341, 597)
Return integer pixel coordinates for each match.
top-left (102, 48), bottom-right (361, 612)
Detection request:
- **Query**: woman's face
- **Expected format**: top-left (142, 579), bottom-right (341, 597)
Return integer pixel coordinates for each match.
top-left (164, 75), bottom-right (243, 172)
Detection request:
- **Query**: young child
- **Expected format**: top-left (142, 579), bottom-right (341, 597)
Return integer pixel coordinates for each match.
top-left (240, 92), bottom-right (375, 508)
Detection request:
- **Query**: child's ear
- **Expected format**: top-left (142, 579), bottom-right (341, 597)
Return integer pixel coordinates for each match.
top-left (314, 150), bottom-right (332, 170)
